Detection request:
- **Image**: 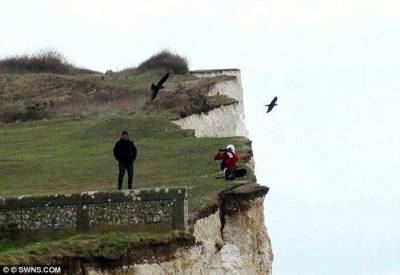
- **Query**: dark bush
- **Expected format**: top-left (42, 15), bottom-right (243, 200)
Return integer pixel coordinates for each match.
top-left (137, 50), bottom-right (189, 74)
top-left (0, 49), bottom-right (77, 74)
top-left (0, 107), bottom-right (25, 123)
top-left (0, 105), bottom-right (49, 123)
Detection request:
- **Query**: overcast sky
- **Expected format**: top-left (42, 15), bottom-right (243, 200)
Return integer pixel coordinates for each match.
top-left (1, 1), bottom-right (399, 274)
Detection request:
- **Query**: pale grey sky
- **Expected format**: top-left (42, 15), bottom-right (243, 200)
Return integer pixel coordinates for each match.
top-left (1, 1), bottom-right (399, 274)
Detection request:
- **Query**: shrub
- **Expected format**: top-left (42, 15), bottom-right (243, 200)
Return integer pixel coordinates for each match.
top-left (0, 49), bottom-right (76, 74)
top-left (0, 106), bottom-right (25, 123)
top-left (0, 104), bottom-right (49, 123)
top-left (137, 50), bottom-right (189, 74)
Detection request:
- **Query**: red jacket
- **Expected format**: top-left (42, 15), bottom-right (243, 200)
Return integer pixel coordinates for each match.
top-left (214, 151), bottom-right (240, 170)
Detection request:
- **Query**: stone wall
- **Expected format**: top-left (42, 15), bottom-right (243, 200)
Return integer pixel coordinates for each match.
top-left (0, 187), bottom-right (187, 232)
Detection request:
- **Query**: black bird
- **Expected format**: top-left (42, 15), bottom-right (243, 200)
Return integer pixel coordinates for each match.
top-left (150, 73), bottom-right (170, 101)
top-left (265, 96), bottom-right (278, 113)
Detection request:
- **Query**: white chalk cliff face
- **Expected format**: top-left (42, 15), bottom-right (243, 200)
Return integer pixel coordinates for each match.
top-left (88, 200), bottom-right (273, 275)
top-left (128, 200), bottom-right (272, 275)
top-left (173, 70), bottom-right (249, 138)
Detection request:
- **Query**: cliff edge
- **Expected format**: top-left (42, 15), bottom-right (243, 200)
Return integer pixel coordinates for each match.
top-left (127, 184), bottom-right (273, 275)
top-left (173, 69), bottom-right (248, 137)
top-left (91, 69), bottom-right (273, 275)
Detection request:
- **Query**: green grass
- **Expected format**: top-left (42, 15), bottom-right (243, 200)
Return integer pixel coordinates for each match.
top-left (98, 70), bottom-right (197, 90)
top-left (0, 71), bottom-right (230, 107)
top-left (0, 112), bottom-right (252, 264)
top-left (0, 111), bottom-right (250, 213)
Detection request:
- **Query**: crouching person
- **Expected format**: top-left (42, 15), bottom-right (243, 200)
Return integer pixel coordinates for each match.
top-left (214, 144), bottom-right (247, 180)
top-left (113, 131), bottom-right (137, 190)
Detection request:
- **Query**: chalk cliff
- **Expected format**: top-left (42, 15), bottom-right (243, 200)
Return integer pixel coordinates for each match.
top-left (118, 193), bottom-right (272, 275)
top-left (173, 69), bottom-right (248, 137)
top-left (84, 69), bottom-right (273, 275)
top-left (85, 185), bottom-right (273, 275)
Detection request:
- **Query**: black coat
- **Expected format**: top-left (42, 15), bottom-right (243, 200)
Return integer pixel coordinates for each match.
top-left (113, 139), bottom-right (137, 164)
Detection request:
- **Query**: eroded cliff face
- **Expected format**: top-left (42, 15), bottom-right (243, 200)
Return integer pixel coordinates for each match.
top-left (222, 197), bottom-right (273, 274)
top-left (173, 70), bottom-right (248, 138)
top-left (173, 104), bottom-right (247, 138)
top-left (86, 191), bottom-right (272, 275)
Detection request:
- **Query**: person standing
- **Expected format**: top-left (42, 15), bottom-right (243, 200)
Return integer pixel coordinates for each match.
top-left (113, 131), bottom-right (137, 190)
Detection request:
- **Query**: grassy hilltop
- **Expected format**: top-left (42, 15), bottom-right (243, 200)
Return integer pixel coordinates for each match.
top-left (0, 50), bottom-right (252, 264)
top-left (0, 50), bottom-right (245, 212)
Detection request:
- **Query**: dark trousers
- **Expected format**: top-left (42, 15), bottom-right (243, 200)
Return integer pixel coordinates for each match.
top-left (225, 168), bottom-right (247, 180)
top-left (118, 162), bottom-right (134, 190)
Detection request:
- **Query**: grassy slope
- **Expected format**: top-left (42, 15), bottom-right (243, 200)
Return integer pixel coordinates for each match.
top-left (0, 71), bottom-right (169, 104)
top-left (0, 71), bottom-right (236, 121)
top-left (0, 112), bottom-right (250, 212)
top-left (0, 113), bottom-right (252, 264)
top-left (0, 71), bottom-right (249, 263)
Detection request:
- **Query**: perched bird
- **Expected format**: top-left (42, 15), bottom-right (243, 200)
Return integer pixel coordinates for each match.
top-left (101, 76), bottom-right (105, 80)
top-left (150, 73), bottom-right (170, 101)
top-left (265, 96), bottom-right (278, 113)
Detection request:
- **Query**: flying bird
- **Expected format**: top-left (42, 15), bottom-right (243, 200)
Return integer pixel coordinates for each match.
top-left (150, 73), bottom-right (170, 101)
top-left (265, 96), bottom-right (278, 113)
